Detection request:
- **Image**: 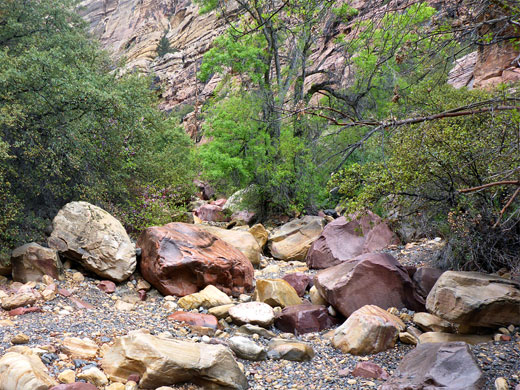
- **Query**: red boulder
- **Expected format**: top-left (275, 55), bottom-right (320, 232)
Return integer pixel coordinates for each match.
top-left (306, 212), bottom-right (399, 269)
top-left (138, 223), bottom-right (254, 297)
top-left (274, 304), bottom-right (339, 335)
top-left (314, 253), bottom-right (425, 318)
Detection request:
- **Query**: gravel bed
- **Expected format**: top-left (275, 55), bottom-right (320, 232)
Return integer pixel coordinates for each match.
top-left (0, 241), bottom-right (519, 389)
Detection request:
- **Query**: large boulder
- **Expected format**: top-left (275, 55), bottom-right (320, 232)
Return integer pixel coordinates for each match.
top-left (102, 331), bottom-right (248, 389)
top-left (426, 271), bottom-right (520, 328)
top-left (0, 351), bottom-right (58, 390)
top-left (274, 304), bottom-right (339, 335)
top-left (268, 216), bottom-right (325, 261)
top-left (197, 225), bottom-right (261, 266)
top-left (314, 253), bottom-right (425, 318)
top-left (380, 342), bottom-right (484, 390)
top-left (306, 212), bottom-right (399, 269)
top-left (11, 243), bottom-right (62, 283)
top-left (332, 305), bottom-right (405, 355)
top-left (138, 223), bottom-right (254, 297)
top-left (48, 201), bottom-right (136, 282)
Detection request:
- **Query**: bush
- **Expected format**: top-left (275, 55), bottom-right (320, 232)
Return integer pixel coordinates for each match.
top-left (330, 85), bottom-right (520, 271)
top-left (0, 0), bottom-right (195, 248)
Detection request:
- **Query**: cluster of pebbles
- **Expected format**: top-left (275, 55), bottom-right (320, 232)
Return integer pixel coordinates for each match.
top-left (0, 241), bottom-right (519, 390)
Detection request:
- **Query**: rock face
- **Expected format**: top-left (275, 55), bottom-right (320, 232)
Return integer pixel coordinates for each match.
top-left (380, 342), bottom-right (485, 390)
top-left (197, 225), bottom-right (261, 266)
top-left (102, 332), bottom-right (248, 389)
top-left (138, 223), bottom-right (254, 297)
top-left (11, 243), bottom-right (62, 283)
top-left (306, 213), bottom-right (399, 269)
top-left (253, 279), bottom-right (302, 308)
top-left (314, 253), bottom-right (425, 318)
top-left (426, 271), bottom-right (520, 328)
top-left (268, 216), bottom-right (325, 261)
top-left (0, 351), bottom-right (57, 390)
top-left (274, 304), bottom-right (338, 335)
top-left (332, 305), bottom-right (405, 355)
top-left (48, 201), bottom-right (136, 282)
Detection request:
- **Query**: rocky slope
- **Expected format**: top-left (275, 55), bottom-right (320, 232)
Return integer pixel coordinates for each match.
top-left (79, 0), bottom-right (520, 121)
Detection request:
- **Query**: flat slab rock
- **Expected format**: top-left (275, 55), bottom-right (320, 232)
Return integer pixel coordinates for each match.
top-left (138, 223), bottom-right (254, 297)
top-left (229, 302), bottom-right (275, 328)
top-left (102, 331), bottom-right (247, 389)
top-left (381, 342), bottom-right (485, 390)
top-left (426, 271), bottom-right (520, 328)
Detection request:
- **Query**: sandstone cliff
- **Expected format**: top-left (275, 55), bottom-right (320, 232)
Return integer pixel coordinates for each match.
top-left (79, 0), bottom-right (520, 115)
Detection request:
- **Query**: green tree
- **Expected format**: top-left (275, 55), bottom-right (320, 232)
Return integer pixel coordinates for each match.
top-left (0, 0), bottom-right (195, 251)
top-left (156, 30), bottom-right (173, 57)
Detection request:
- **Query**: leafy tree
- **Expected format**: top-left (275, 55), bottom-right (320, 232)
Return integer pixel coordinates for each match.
top-left (0, 0), bottom-right (195, 252)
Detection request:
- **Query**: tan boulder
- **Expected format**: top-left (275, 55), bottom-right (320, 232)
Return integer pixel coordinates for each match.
top-left (178, 285), bottom-right (232, 310)
top-left (61, 337), bottom-right (99, 359)
top-left (48, 201), bottom-right (136, 282)
top-left (197, 225), bottom-right (261, 266)
top-left (253, 279), bottom-right (302, 308)
top-left (249, 224), bottom-right (268, 249)
top-left (0, 351), bottom-right (57, 390)
top-left (418, 332), bottom-right (492, 345)
top-left (426, 271), bottom-right (520, 328)
top-left (413, 312), bottom-right (453, 333)
top-left (11, 243), bottom-right (62, 283)
top-left (102, 331), bottom-right (248, 389)
top-left (268, 216), bottom-right (325, 261)
top-left (267, 339), bottom-right (315, 361)
top-left (57, 369), bottom-right (76, 384)
top-left (332, 305), bottom-right (405, 355)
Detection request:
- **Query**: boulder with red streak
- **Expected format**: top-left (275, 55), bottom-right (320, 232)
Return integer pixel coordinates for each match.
top-left (138, 223), bottom-right (254, 297)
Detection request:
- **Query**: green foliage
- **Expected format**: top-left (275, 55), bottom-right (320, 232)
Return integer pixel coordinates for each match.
top-left (331, 85), bottom-right (520, 270)
top-left (156, 30), bottom-right (175, 57)
top-left (199, 33), bottom-right (267, 84)
top-left (0, 0), bottom-right (195, 248)
top-left (332, 3), bottom-right (359, 19)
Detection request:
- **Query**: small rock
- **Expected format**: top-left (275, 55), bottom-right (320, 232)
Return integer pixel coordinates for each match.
top-left (77, 366), bottom-right (108, 386)
top-left (72, 272), bottom-right (84, 283)
top-left (228, 336), bottom-right (267, 360)
top-left (97, 280), bottom-right (116, 293)
top-left (495, 377), bottom-right (509, 390)
top-left (309, 285), bottom-right (327, 306)
top-left (61, 337), bottom-right (99, 358)
top-left (267, 339), bottom-right (315, 361)
top-left (229, 302), bottom-right (275, 327)
top-left (351, 361), bottom-right (389, 380)
top-left (58, 369), bottom-right (76, 384)
top-left (11, 333), bottom-right (29, 345)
